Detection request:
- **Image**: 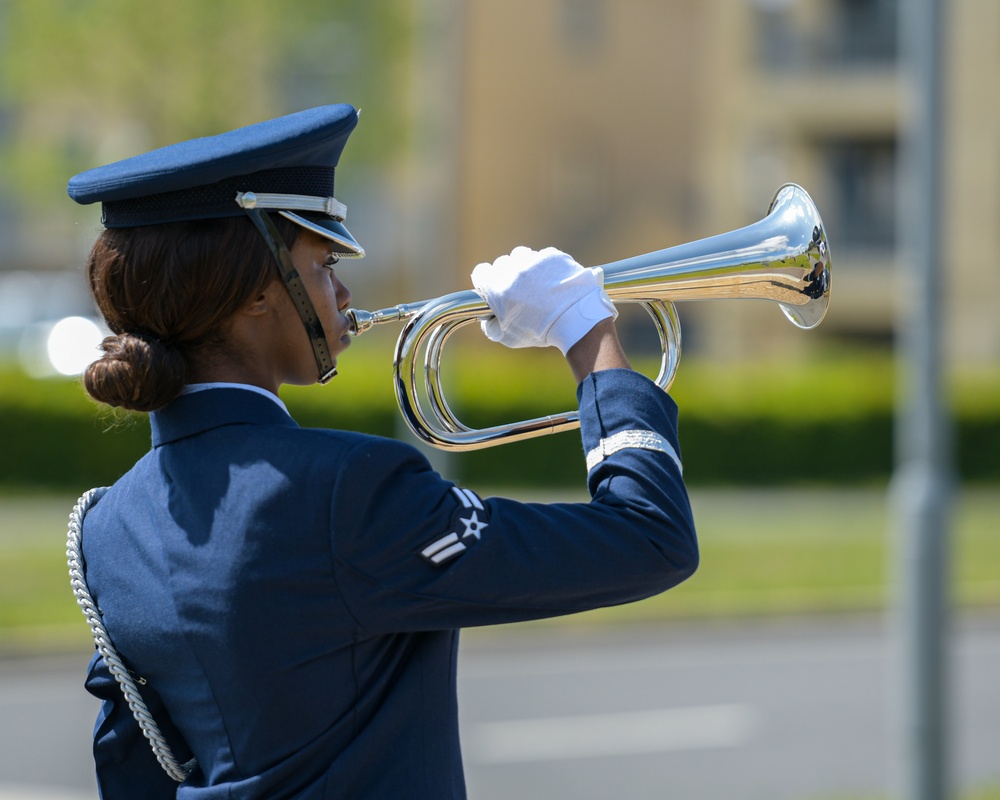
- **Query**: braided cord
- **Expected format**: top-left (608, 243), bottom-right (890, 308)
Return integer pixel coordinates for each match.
top-left (66, 487), bottom-right (197, 783)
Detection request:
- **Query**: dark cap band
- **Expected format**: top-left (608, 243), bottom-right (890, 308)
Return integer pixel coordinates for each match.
top-left (100, 166), bottom-right (336, 228)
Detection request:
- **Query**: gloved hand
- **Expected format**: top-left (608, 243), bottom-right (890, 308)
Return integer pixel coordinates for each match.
top-left (471, 246), bottom-right (617, 355)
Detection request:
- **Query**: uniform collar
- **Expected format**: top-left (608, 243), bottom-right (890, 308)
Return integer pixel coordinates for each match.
top-left (150, 387), bottom-right (298, 447)
top-left (181, 382), bottom-right (289, 414)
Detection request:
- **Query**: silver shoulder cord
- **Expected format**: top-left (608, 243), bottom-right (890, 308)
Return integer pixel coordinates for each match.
top-left (66, 487), bottom-right (197, 783)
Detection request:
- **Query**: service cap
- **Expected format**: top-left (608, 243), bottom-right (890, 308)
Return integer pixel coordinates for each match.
top-left (67, 104), bottom-right (364, 257)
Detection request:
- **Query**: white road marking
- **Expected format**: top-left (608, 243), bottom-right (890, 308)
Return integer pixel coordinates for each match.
top-left (467, 703), bottom-right (757, 764)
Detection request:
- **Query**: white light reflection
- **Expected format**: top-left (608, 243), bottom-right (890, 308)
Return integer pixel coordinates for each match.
top-left (46, 317), bottom-right (105, 375)
top-left (17, 316), bottom-right (106, 377)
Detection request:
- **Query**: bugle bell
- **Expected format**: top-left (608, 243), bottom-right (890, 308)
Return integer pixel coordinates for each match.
top-left (346, 183), bottom-right (832, 452)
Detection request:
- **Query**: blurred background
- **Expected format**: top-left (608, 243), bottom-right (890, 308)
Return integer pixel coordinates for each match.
top-left (0, 1), bottom-right (997, 799)
top-left (3, 0), bottom-right (1000, 371)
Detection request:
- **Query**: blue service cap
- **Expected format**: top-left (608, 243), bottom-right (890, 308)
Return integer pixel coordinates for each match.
top-left (67, 104), bottom-right (364, 258)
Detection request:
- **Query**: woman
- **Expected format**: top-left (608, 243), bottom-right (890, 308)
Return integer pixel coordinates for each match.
top-left (67, 104), bottom-right (698, 799)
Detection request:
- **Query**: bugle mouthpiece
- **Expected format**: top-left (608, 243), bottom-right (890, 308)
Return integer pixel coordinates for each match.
top-left (346, 308), bottom-right (374, 336)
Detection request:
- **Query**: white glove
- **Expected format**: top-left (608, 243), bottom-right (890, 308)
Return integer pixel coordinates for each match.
top-left (471, 246), bottom-right (617, 355)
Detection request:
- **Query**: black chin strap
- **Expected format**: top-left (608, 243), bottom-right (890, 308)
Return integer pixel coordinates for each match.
top-left (244, 208), bottom-right (338, 383)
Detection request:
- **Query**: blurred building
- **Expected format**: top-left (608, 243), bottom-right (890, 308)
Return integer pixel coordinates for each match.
top-left (428, 0), bottom-right (999, 367)
top-left (2, 0), bottom-right (997, 369)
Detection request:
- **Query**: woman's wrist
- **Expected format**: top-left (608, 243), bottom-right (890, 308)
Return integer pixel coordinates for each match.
top-left (566, 319), bottom-right (632, 384)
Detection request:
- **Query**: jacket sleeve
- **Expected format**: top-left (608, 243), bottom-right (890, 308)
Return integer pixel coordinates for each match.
top-left (85, 651), bottom-right (191, 799)
top-left (329, 368), bottom-right (698, 632)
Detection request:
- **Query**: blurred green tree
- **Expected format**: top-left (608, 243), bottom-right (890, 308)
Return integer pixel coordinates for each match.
top-left (0, 0), bottom-right (412, 212)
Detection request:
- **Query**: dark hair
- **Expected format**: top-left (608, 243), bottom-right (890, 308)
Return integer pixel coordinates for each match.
top-left (83, 215), bottom-right (300, 412)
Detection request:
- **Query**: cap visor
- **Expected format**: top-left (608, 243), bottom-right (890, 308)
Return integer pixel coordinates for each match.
top-left (279, 211), bottom-right (365, 258)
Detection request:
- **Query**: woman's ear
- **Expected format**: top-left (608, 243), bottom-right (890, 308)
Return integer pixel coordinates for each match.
top-left (242, 279), bottom-right (283, 317)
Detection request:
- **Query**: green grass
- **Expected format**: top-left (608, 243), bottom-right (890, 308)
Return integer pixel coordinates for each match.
top-left (4, 486), bottom-right (997, 653)
top-left (478, 485), bottom-right (1000, 627)
top-left (673, 487), bottom-right (1000, 619)
top-left (0, 491), bottom-right (93, 652)
top-left (805, 788), bottom-right (1000, 800)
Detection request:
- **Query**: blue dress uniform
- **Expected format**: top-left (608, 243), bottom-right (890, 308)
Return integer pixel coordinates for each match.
top-left (81, 369), bottom-right (696, 799)
top-left (67, 102), bottom-right (698, 798)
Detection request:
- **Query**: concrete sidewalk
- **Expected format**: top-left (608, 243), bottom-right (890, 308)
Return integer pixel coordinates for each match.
top-left (0, 788), bottom-right (91, 800)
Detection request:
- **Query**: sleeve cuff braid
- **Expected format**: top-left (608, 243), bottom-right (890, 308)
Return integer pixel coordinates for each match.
top-left (585, 429), bottom-right (682, 474)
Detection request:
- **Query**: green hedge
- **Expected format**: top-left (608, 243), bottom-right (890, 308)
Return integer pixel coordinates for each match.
top-left (1, 350), bottom-right (997, 491)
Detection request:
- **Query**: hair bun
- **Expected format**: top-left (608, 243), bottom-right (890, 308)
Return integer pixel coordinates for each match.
top-left (83, 332), bottom-right (189, 412)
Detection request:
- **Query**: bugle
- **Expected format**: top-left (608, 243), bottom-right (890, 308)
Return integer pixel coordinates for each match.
top-left (346, 183), bottom-right (831, 451)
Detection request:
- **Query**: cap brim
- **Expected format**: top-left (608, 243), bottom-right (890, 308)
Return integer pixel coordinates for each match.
top-left (279, 210), bottom-right (365, 258)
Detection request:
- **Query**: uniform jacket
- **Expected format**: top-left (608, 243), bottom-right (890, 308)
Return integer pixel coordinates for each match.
top-left (80, 368), bottom-right (697, 799)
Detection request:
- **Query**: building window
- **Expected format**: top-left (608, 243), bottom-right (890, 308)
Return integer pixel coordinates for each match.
top-left (752, 0), bottom-right (803, 70)
top-left (558, 0), bottom-right (607, 53)
top-left (829, 0), bottom-right (898, 65)
top-left (821, 137), bottom-right (896, 254)
top-left (753, 0), bottom-right (898, 70)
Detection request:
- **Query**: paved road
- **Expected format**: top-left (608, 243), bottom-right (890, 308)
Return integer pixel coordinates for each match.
top-left (1, 613), bottom-right (998, 799)
top-left (460, 613), bottom-right (1000, 799)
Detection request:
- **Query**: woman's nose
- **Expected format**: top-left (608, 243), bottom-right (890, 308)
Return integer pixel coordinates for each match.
top-left (335, 275), bottom-right (352, 310)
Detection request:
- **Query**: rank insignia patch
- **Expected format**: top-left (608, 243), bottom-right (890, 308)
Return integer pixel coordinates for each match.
top-left (421, 532), bottom-right (467, 564)
top-left (451, 486), bottom-right (484, 511)
top-left (420, 487), bottom-right (490, 565)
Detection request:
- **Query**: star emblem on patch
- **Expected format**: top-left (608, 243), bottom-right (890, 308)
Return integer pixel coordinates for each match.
top-left (460, 511), bottom-right (488, 540)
